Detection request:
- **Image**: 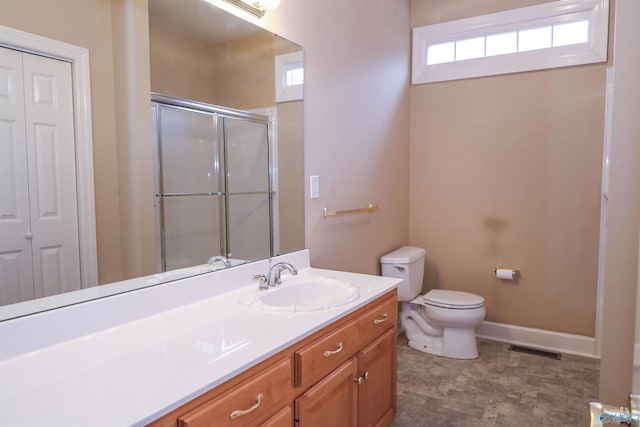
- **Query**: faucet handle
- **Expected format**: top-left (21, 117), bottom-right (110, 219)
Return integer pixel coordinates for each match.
top-left (252, 274), bottom-right (269, 290)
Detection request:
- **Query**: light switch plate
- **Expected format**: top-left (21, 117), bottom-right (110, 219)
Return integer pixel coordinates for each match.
top-left (310, 175), bottom-right (319, 199)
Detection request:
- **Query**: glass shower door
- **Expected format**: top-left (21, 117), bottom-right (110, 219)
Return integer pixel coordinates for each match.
top-left (157, 105), bottom-right (222, 271)
top-left (223, 117), bottom-right (272, 261)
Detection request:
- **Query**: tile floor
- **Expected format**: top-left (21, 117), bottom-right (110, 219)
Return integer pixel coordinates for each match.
top-left (393, 336), bottom-right (600, 426)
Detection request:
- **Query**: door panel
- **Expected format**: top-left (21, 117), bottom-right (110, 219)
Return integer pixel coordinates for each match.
top-left (157, 105), bottom-right (222, 270)
top-left (295, 358), bottom-right (358, 427)
top-left (224, 117), bottom-right (271, 260)
top-left (0, 47), bottom-right (34, 304)
top-left (159, 106), bottom-right (219, 195)
top-left (22, 53), bottom-right (81, 298)
top-left (0, 251), bottom-right (33, 304)
top-left (32, 124), bottom-right (60, 217)
top-left (224, 118), bottom-right (269, 193)
top-left (357, 329), bottom-right (397, 427)
top-left (38, 245), bottom-right (64, 296)
top-left (226, 193), bottom-right (270, 261)
top-left (162, 195), bottom-right (222, 270)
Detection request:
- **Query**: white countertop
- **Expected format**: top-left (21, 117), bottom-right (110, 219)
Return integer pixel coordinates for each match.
top-left (0, 252), bottom-right (399, 426)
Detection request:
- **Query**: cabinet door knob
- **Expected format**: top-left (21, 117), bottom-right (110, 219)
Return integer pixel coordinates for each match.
top-left (323, 342), bottom-right (343, 358)
top-left (229, 393), bottom-right (263, 419)
top-left (373, 313), bottom-right (388, 325)
top-left (25, 232), bottom-right (33, 240)
top-left (353, 372), bottom-right (369, 385)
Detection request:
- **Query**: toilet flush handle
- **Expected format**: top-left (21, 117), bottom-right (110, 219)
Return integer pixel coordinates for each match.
top-left (394, 265), bottom-right (405, 272)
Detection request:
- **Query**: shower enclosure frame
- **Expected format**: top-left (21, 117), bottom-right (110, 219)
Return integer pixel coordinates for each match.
top-left (151, 93), bottom-right (277, 272)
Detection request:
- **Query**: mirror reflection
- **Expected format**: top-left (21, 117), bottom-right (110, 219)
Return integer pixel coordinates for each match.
top-left (0, 0), bottom-right (304, 320)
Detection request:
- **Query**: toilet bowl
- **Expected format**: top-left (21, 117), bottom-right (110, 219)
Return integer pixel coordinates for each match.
top-left (381, 247), bottom-right (486, 360)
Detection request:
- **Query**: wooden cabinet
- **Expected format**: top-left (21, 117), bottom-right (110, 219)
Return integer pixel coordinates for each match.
top-left (294, 296), bottom-right (397, 390)
top-left (148, 290), bottom-right (397, 427)
top-left (295, 328), bottom-right (396, 427)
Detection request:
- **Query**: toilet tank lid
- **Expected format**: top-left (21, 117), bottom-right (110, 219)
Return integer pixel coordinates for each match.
top-left (380, 246), bottom-right (425, 264)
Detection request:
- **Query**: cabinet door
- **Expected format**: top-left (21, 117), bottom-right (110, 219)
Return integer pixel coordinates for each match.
top-left (295, 358), bottom-right (358, 426)
top-left (356, 328), bottom-right (397, 427)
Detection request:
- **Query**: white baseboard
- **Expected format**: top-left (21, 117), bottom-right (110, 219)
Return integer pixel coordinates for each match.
top-left (476, 321), bottom-right (598, 359)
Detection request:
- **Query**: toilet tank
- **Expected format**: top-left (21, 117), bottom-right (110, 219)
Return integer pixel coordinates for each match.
top-left (380, 246), bottom-right (426, 302)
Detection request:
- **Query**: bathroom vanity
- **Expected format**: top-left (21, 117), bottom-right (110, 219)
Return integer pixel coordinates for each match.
top-left (0, 250), bottom-right (400, 426)
top-left (149, 290), bottom-right (397, 426)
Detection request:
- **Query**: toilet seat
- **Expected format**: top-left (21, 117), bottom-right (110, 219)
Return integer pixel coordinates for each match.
top-left (418, 290), bottom-right (484, 310)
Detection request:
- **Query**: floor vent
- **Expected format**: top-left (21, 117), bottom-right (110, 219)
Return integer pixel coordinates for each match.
top-left (508, 345), bottom-right (561, 360)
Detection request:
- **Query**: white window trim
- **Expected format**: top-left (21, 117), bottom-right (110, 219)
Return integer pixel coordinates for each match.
top-left (412, 0), bottom-right (609, 84)
top-left (275, 51), bottom-right (304, 103)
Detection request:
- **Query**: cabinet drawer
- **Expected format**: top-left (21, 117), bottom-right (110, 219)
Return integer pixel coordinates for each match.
top-left (294, 294), bottom-right (397, 387)
top-left (294, 319), bottom-right (359, 387)
top-left (178, 358), bottom-right (292, 427)
top-left (261, 405), bottom-right (292, 427)
top-left (353, 296), bottom-right (397, 347)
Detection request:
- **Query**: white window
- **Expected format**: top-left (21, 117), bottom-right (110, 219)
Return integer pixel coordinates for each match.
top-left (275, 51), bottom-right (304, 102)
top-left (412, 0), bottom-right (608, 84)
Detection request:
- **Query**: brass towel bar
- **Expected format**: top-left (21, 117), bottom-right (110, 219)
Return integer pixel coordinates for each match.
top-left (323, 202), bottom-right (380, 218)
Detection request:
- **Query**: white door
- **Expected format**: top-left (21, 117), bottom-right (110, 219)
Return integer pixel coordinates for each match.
top-left (0, 47), bottom-right (81, 305)
top-left (0, 47), bottom-right (33, 304)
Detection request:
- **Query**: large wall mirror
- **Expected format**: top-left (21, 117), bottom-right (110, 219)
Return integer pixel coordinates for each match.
top-left (0, 0), bottom-right (304, 321)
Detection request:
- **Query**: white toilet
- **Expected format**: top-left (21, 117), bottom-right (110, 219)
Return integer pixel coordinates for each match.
top-left (381, 246), bottom-right (486, 360)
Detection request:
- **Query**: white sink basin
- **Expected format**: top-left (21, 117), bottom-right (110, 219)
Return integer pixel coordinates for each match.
top-left (239, 275), bottom-right (360, 312)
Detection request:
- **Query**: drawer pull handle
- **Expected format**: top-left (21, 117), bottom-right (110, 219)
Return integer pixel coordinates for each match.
top-left (373, 313), bottom-right (388, 325)
top-left (323, 342), bottom-right (343, 357)
top-left (230, 393), bottom-right (263, 419)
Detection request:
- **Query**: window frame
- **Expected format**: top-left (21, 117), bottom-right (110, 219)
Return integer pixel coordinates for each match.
top-left (275, 51), bottom-right (304, 102)
top-left (412, 0), bottom-right (609, 85)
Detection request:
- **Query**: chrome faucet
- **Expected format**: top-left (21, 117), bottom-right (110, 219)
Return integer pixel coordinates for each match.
top-left (252, 262), bottom-right (298, 290)
top-left (207, 255), bottom-right (232, 268)
top-left (269, 262), bottom-right (298, 287)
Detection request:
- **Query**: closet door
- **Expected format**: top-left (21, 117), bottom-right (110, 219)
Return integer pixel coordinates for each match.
top-left (0, 47), bottom-right (33, 304)
top-left (0, 47), bottom-right (81, 304)
top-left (22, 52), bottom-right (81, 299)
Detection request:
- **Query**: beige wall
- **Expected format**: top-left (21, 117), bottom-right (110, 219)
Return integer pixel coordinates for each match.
top-left (409, 0), bottom-right (605, 337)
top-left (149, 23), bottom-right (221, 105)
top-left (277, 100), bottom-right (305, 254)
top-left (150, 23), bottom-right (291, 110)
top-left (0, 0), bottom-right (125, 284)
top-left (264, 0), bottom-right (412, 274)
top-left (210, 33), bottom-right (278, 110)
